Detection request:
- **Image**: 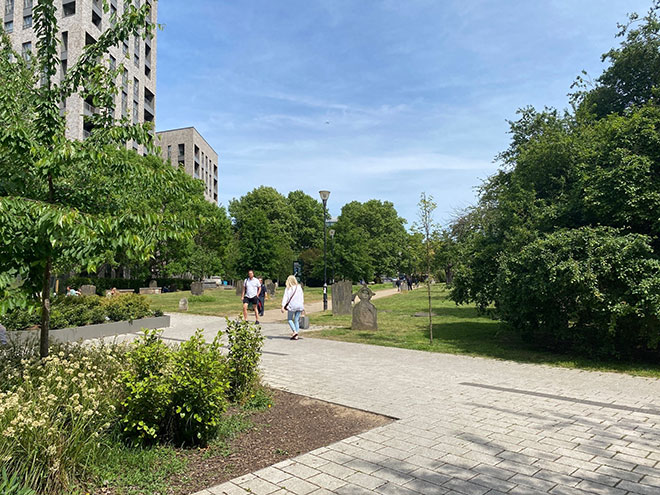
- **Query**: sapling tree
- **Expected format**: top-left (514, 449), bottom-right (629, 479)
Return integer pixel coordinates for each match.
top-left (414, 192), bottom-right (439, 345)
top-left (0, 0), bottom-right (194, 357)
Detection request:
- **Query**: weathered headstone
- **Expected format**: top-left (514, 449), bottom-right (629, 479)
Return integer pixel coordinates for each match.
top-left (149, 280), bottom-right (158, 288)
top-left (80, 284), bottom-right (96, 296)
top-left (401, 282), bottom-right (409, 292)
top-left (235, 279), bottom-right (244, 297)
top-left (179, 298), bottom-right (189, 311)
top-left (190, 281), bottom-right (204, 296)
top-left (0, 323), bottom-right (7, 346)
top-left (265, 279), bottom-right (276, 297)
top-left (351, 285), bottom-right (378, 330)
top-left (332, 280), bottom-right (353, 316)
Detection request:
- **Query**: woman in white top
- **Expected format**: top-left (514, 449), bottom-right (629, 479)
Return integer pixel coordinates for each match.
top-left (281, 275), bottom-right (305, 340)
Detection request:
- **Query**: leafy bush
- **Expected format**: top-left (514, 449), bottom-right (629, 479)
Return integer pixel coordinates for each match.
top-left (103, 294), bottom-right (152, 322)
top-left (170, 330), bottom-right (230, 445)
top-left (120, 329), bottom-right (174, 443)
top-left (0, 308), bottom-right (40, 332)
top-left (498, 227), bottom-right (660, 358)
top-left (0, 343), bottom-right (128, 494)
top-left (225, 318), bottom-right (264, 401)
top-left (243, 387), bottom-right (274, 411)
top-left (0, 468), bottom-right (36, 495)
top-left (120, 329), bottom-right (230, 446)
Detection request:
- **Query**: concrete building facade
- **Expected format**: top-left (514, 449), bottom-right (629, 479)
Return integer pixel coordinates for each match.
top-left (157, 127), bottom-right (219, 204)
top-left (2, 0), bottom-right (157, 152)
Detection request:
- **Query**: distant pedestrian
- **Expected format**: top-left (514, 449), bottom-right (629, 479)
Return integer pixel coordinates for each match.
top-left (281, 275), bottom-right (305, 340)
top-left (257, 277), bottom-right (268, 317)
top-left (241, 270), bottom-right (262, 324)
top-left (396, 279), bottom-right (401, 292)
top-left (406, 275), bottom-right (413, 291)
top-left (66, 286), bottom-right (81, 297)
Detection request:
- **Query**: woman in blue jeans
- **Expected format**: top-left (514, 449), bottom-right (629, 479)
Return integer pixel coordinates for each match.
top-left (281, 275), bottom-right (305, 340)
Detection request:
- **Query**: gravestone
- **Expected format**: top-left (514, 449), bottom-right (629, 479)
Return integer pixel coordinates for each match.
top-left (401, 282), bottom-right (409, 292)
top-left (332, 280), bottom-right (353, 316)
top-left (265, 279), bottom-right (276, 297)
top-left (179, 298), bottom-right (188, 311)
top-left (0, 323), bottom-right (7, 346)
top-left (352, 285), bottom-right (378, 330)
top-left (235, 279), bottom-right (244, 297)
top-left (190, 281), bottom-right (204, 296)
top-left (149, 280), bottom-right (158, 288)
top-left (80, 285), bottom-right (96, 296)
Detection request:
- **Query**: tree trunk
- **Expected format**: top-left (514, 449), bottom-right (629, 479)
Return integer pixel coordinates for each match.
top-left (40, 257), bottom-right (52, 358)
top-left (426, 237), bottom-right (433, 345)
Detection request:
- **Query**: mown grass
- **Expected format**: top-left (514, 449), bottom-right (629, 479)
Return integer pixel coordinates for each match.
top-left (145, 283), bottom-right (393, 317)
top-left (308, 285), bottom-right (660, 379)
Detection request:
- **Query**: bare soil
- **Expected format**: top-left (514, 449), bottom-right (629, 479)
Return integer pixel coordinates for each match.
top-left (169, 388), bottom-right (392, 494)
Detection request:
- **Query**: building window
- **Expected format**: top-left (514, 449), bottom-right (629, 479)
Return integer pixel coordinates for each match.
top-left (109, 55), bottom-right (116, 73)
top-left (167, 145), bottom-right (172, 162)
top-left (24, 0), bottom-right (33, 9)
top-left (5, 0), bottom-right (14, 16)
top-left (121, 91), bottom-right (127, 117)
top-left (4, 21), bottom-right (13, 33)
top-left (23, 15), bottom-right (32, 29)
top-left (133, 37), bottom-right (139, 67)
top-left (21, 41), bottom-right (31, 60)
top-left (62, 0), bottom-right (75, 17)
top-left (122, 39), bottom-right (128, 57)
top-left (133, 77), bottom-right (139, 101)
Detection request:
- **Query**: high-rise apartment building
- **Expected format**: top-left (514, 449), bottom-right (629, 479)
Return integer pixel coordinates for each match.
top-left (1, 0), bottom-right (157, 151)
top-left (157, 127), bottom-right (219, 204)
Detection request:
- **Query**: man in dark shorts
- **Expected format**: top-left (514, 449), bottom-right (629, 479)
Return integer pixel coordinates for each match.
top-left (242, 270), bottom-right (262, 324)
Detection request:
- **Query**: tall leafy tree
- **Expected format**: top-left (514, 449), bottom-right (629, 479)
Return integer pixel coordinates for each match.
top-left (0, 0), bottom-right (195, 357)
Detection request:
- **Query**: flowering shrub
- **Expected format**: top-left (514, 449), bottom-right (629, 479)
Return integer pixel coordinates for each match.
top-left (0, 344), bottom-right (127, 494)
top-left (120, 329), bottom-right (230, 446)
top-left (225, 318), bottom-right (264, 401)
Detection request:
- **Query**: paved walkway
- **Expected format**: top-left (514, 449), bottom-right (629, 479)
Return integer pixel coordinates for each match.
top-left (143, 315), bottom-right (660, 495)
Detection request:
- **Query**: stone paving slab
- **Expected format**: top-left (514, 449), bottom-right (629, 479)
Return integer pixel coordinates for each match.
top-left (127, 314), bottom-right (660, 495)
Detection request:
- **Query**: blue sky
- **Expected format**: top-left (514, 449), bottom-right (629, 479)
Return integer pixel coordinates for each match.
top-left (156, 0), bottom-right (651, 225)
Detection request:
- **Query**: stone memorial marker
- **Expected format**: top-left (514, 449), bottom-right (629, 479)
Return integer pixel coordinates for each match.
top-left (0, 323), bottom-right (7, 346)
top-left (80, 284), bottom-right (96, 296)
top-left (265, 279), bottom-right (276, 297)
top-left (332, 280), bottom-right (353, 316)
top-left (351, 285), bottom-right (378, 330)
top-left (190, 281), bottom-right (204, 296)
top-left (401, 282), bottom-right (409, 292)
top-left (179, 298), bottom-right (189, 311)
top-left (149, 280), bottom-right (158, 288)
top-left (235, 279), bottom-right (244, 297)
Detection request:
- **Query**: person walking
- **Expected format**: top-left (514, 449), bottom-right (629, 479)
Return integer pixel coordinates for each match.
top-left (242, 270), bottom-right (262, 324)
top-left (257, 277), bottom-right (268, 317)
top-left (396, 278), bottom-right (401, 292)
top-left (281, 275), bottom-right (305, 340)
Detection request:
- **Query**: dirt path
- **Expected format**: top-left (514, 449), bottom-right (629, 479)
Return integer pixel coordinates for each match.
top-left (257, 287), bottom-right (403, 323)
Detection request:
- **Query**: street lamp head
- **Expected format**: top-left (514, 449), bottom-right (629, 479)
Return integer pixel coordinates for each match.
top-left (329, 229), bottom-right (336, 238)
top-left (319, 190), bottom-right (331, 202)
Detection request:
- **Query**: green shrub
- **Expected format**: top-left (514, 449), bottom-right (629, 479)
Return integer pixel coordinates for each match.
top-left (103, 294), bottom-right (152, 322)
top-left (120, 329), bottom-right (174, 443)
top-left (0, 343), bottom-right (128, 494)
top-left (170, 330), bottom-right (230, 445)
top-left (0, 468), bottom-right (36, 495)
top-left (0, 308), bottom-right (40, 331)
top-left (120, 329), bottom-right (230, 447)
top-left (225, 318), bottom-right (264, 401)
top-left (243, 386), bottom-right (273, 411)
top-left (498, 227), bottom-right (660, 358)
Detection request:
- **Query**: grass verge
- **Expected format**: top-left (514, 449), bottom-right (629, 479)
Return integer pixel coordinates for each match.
top-left (308, 285), bottom-right (660, 378)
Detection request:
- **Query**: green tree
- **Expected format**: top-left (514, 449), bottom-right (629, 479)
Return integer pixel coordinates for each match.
top-left (287, 190), bottom-right (324, 252)
top-left (333, 200), bottom-right (408, 282)
top-left (0, 1), bottom-right (194, 357)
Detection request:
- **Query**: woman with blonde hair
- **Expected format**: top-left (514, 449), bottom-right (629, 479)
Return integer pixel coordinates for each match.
top-left (281, 275), bottom-right (305, 340)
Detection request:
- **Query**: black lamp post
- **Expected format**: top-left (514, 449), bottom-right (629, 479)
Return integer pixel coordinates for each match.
top-left (319, 190), bottom-right (331, 311)
top-left (329, 229), bottom-right (336, 284)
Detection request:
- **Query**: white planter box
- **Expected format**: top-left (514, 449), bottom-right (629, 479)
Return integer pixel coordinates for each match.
top-left (8, 315), bottom-right (171, 345)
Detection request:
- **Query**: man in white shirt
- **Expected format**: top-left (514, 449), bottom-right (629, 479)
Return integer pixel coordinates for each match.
top-left (242, 270), bottom-right (262, 324)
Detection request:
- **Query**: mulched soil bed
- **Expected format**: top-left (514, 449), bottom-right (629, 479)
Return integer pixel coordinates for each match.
top-left (169, 388), bottom-right (392, 495)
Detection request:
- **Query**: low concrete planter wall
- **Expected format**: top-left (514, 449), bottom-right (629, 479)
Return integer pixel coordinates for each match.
top-left (8, 315), bottom-right (171, 345)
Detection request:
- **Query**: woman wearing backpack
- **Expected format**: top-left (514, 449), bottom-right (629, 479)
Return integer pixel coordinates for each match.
top-left (281, 275), bottom-right (305, 340)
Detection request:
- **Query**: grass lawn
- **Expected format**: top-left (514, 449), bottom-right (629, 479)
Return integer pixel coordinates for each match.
top-left (308, 285), bottom-right (660, 379)
top-left (145, 283), bottom-right (393, 317)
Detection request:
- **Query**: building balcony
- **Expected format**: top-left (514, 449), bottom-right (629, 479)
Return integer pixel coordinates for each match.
top-left (83, 101), bottom-right (98, 116)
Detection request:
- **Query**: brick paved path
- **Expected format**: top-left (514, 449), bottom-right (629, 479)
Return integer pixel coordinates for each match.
top-left (161, 316), bottom-right (660, 495)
